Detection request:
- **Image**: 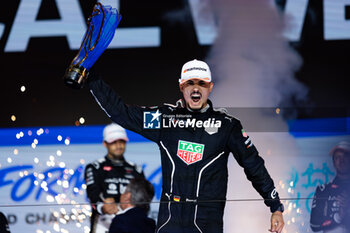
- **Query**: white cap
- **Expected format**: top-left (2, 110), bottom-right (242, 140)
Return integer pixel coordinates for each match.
top-left (330, 141), bottom-right (350, 155)
top-left (103, 123), bottom-right (129, 143)
top-left (179, 59), bottom-right (212, 84)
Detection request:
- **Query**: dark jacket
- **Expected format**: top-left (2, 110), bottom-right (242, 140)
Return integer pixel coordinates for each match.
top-left (310, 176), bottom-right (350, 232)
top-left (84, 156), bottom-right (144, 231)
top-left (109, 207), bottom-right (156, 233)
top-left (88, 72), bottom-right (282, 233)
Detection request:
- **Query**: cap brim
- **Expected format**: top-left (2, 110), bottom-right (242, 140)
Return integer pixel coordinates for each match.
top-left (179, 77), bottom-right (211, 84)
top-left (104, 137), bottom-right (129, 143)
top-left (330, 146), bottom-right (350, 155)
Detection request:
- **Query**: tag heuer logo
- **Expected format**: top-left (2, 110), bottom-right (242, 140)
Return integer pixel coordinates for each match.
top-left (177, 140), bottom-right (205, 165)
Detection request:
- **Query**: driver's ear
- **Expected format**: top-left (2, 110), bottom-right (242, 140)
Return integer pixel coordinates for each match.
top-left (209, 82), bottom-right (214, 92)
top-left (179, 83), bottom-right (184, 92)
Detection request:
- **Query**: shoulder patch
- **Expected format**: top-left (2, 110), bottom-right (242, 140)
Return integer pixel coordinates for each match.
top-left (125, 160), bottom-right (135, 166)
top-left (89, 158), bottom-right (105, 170)
top-left (135, 165), bottom-right (143, 174)
top-left (125, 160), bottom-right (143, 174)
top-left (98, 158), bottom-right (105, 163)
top-left (213, 107), bottom-right (228, 114)
top-left (91, 161), bottom-right (100, 169)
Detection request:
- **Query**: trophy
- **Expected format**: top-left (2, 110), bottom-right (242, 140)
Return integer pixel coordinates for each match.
top-left (63, 3), bottom-right (122, 89)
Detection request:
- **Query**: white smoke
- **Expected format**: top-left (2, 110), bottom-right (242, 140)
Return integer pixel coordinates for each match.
top-left (207, 0), bottom-right (307, 108)
top-left (202, 0), bottom-right (308, 232)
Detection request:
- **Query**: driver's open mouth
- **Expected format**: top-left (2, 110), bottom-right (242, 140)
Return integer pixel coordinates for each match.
top-left (191, 93), bottom-right (201, 102)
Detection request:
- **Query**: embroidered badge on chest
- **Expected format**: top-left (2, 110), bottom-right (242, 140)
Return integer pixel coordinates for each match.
top-left (177, 140), bottom-right (205, 165)
top-left (205, 125), bottom-right (219, 135)
top-left (103, 166), bottom-right (112, 171)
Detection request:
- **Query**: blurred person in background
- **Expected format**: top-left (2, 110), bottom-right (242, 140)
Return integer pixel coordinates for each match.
top-left (310, 141), bottom-right (350, 233)
top-left (84, 123), bottom-right (144, 233)
top-left (109, 178), bottom-right (156, 233)
top-left (0, 212), bottom-right (10, 233)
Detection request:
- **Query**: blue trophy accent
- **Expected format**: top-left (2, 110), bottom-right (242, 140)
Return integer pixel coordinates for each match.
top-left (63, 3), bottom-right (122, 89)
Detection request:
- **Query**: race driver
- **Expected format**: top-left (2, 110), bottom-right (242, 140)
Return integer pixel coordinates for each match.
top-left (310, 141), bottom-right (350, 233)
top-left (86, 59), bottom-right (284, 233)
top-left (84, 123), bottom-right (144, 233)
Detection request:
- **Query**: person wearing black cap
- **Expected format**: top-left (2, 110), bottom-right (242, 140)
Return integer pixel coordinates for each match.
top-left (84, 123), bottom-right (145, 233)
top-left (310, 141), bottom-right (350, 233)
top-left (85, 59), bottom-right (284, 233)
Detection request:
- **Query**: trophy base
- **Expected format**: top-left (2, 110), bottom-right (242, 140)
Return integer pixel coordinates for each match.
top-left (63, 66), bottom-right (89, 89)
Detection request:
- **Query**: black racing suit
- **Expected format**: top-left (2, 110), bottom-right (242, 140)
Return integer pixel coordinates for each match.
top-left (87, 73), bottom-right (283, 233)
top-left (310, 176), bottom-right (350, 233)
top-left (84, 155), bottom-right (144, 233)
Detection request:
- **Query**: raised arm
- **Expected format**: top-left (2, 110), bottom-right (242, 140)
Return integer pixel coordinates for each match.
top-left (87, 70), bottom-right (160, 142)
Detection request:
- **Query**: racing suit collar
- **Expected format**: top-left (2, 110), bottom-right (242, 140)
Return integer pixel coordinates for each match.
top-left (180, 99), bottom-right (213, 113)
top-left (105, 155), bottom-right (125, 166)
